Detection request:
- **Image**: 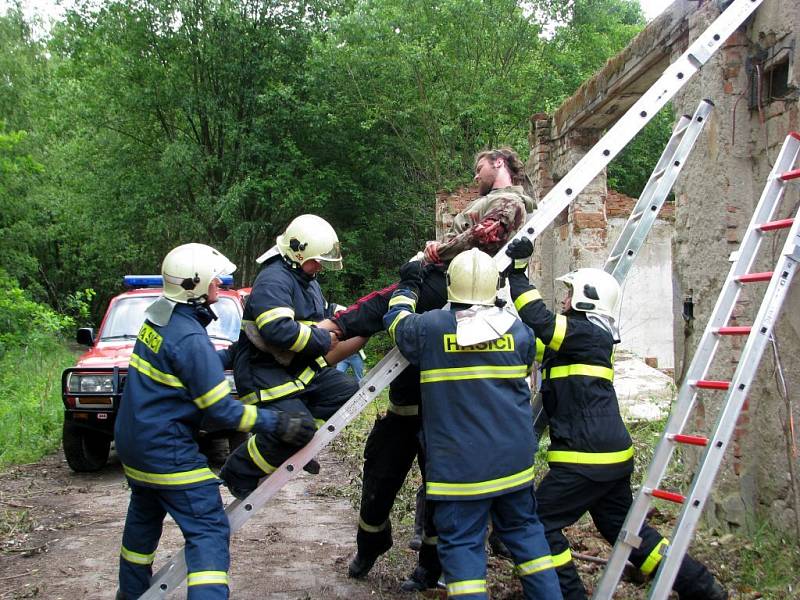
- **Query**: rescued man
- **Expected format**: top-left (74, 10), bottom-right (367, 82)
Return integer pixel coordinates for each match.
top-left (115, 243), bottom-right (317, 600)
top-left (504, 238), bottom-right (728, 600)
top-left (382, 248), bottom-right (562, 600)
top-left (219, 214), bottom-right (360, 499)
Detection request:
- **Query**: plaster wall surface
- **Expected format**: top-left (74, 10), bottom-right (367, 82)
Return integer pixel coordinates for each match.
top-left (525, 0), bottom-right (800, 534)
top-left (669, 0), bottom-right (800, 532)
top-left (609, 218), bottom-right (675, 369)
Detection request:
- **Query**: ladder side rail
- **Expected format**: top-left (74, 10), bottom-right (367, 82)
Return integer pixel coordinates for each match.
top-left (140, 349), bottom-right (409, 599)
top-left (648, 211), bottom-right (800, 600)
top-left (607, 101), bottom-right (714, 283)
top-left (144, 2), bottom-right (766, 595)
top-left (605, 115), bottom-right (693, 271)
top-left (496, 0), bottom-right (765, 274)
top-left (664, 133), bottom-right (800, 432)
top-left (593, 133), bottom-right (800, 600)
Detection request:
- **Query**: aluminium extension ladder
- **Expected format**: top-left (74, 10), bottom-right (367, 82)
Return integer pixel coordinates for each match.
top-left (141, 1), bottom-right (764, 596)
top-left (604, 100), bottom-right (713, 283)
top-left (530, 98), bottom-right (714, 426)
top-left (593, 131), bottom-right (800, 600)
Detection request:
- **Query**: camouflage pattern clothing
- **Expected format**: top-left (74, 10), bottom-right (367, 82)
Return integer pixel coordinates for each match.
top-left (436, 186), bottom-right (536, 263)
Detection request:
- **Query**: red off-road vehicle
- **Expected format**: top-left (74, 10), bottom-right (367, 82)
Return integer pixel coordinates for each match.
top-left (62, 275), bottom-right (245, 472)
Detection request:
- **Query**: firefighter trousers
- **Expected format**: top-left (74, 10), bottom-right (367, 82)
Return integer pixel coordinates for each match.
top-left (119, 482), bottom-right (230, 599)
top-left (356, 411), bottom-right (421, 558)
top-left (536, 467), bottom-right (722, 600)
top-left (433, 486), bottom-right (562, 600)
top-left (220, 367), bottom-right (358, 494)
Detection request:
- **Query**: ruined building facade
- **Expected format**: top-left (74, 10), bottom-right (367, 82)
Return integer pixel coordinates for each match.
top-left (530, 0), bottom-right (800, 533)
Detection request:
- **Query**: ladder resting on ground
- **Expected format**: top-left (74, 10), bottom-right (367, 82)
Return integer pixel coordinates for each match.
top-left (141, 1), bottom-right (764, 596)
top-left (592, 131), bottom-right (800, 600)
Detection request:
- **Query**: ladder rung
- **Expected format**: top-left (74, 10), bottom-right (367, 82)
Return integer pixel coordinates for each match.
top-left (715, 326), bottom-right (752, 335)
top-left (693, 380), bottom-right (731, 390)
top-left (759, 218), bottom-right (794, 231)
top-left (651, 167), bottom-right (666, 180)
top-left (668, 433), bottom-right (709, 447)
top-left (780, 168), bottom-right (800, 181)
top-left (737, 271), bottom-right (773, 283)
top-left (650, 488), bottom-right (686, 504)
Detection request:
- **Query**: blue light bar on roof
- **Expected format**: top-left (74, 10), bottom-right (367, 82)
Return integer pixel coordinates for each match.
top-left (123, 275), bottom-right (234, 288)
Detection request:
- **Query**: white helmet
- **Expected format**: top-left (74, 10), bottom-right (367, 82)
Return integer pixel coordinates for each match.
top-left (556, 268), bottom-right (620, 319)
top-left (446, 249), bottom-right (501, 306)
top-left (276, 214), bottom-right (342, 270)
top-left (162, 243), bottom-right (236, 304)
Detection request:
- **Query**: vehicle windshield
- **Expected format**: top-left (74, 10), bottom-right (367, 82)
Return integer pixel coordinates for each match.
top-left (99, 296), bottom-right (241, 343)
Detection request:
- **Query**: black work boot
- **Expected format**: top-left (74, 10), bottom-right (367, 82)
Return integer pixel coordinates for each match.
top-left (219, 461), bottom-right (257, 501)
top-left (671, 554), bottom-right (728, 600)
top-left (399, 565), bottom-right (440, 592)
top-left (678, 577), bottom-right (728, 600)
top-left (303, 458), bottom-right (321, 474)
top-left (348, 552), bottom-right (378, 579)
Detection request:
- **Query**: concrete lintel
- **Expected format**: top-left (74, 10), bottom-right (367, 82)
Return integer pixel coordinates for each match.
top-left (552, 0), bottom-right (695, 137)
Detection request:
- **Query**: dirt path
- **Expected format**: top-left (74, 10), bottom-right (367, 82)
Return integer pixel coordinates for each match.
top-left (0, 449), bottom-right (417, 600)
top-left (0, 447), bottom-right (754, 600)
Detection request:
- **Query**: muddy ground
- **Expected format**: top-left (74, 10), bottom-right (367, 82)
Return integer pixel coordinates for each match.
top-left (0, 444), bottom-right (766, 600)
top-left (0, 447), bottom-right (421, 600)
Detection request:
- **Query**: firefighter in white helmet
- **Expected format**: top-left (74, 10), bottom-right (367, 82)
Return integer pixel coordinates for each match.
top-left (115, 243), bottom-right (316, 600)
top-left (505, 238), bottom-right (727, 600)
top-left (220, 215), bottom-right (359, 500)
top-left (382, 249), bottom-right (562, 600)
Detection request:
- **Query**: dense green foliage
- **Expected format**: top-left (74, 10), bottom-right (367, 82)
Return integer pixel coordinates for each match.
top-left (607, 104), bottom-right (675, 197)
top-left (0, 270), bottom-right (76, 466)
top-left (0, 0), bottom-right (650, 322)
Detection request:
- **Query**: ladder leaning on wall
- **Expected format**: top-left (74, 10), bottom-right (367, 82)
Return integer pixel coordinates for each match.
top-left (593, 131), bottom-right (800, 600)
top-left (141, 1), bottom-right (765, 597)
top-left (530, 98), bottom-right (714, 427)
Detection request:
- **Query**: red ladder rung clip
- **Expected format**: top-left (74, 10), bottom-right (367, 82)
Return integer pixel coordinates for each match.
top-left (780, 168), bottom-right (800, 182)
top-left (668, 433), bottom-right (709, 447)
top-left (649, 488), bottom-right (686, 504)
top-left (715, 326), bottom-right (752, 335)
top-left (693, 379), bottom-right (731, 390)
top-left (759, 218), bottom-right (794, 231)
top-left (737, 271), bottom-right (773, 283)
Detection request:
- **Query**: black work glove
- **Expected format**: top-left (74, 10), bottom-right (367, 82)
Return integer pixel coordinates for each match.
top-left (274, 411), bottom-right (317, 446)
top-left (504, 238), bottom-right (534, 276)
top-left (398, 259), bottom-right (424, 293)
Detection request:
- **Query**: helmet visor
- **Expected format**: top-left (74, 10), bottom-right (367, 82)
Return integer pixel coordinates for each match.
top-left (316, 241), bottom-right (343, 270)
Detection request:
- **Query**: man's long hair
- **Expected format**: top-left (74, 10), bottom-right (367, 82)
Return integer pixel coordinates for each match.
top-left (474, 147), bottom-right (526, 185)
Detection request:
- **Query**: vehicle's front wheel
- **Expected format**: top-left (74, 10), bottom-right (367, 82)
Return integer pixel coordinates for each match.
top-left (62, 421), bottom-right (111, 472)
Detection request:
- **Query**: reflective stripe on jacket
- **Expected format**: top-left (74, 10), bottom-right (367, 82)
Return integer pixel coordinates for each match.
top-left (385, 289), bottom-right (539, 501)
top-left (115, 304), bottom-right (276, 489)
top-left (233, 256), bottom-right (334, 402)
top-left (509, 272), bottom-right (633, 482)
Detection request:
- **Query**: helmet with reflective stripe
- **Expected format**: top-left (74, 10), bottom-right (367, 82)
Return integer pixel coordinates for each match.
top-left (446, 248), bottom-right (500, 306)
top-left (276, 214), bottom-right (342, 271)
top-left (162, 243), bottom-right (236, 304)
top-left (556, 268), bottom-right (620, 319)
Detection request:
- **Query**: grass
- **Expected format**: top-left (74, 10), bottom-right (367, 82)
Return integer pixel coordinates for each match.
top-left (732, 520), bottom-right (800, 598)
top-left (0, 337), bottom-right (76, 468)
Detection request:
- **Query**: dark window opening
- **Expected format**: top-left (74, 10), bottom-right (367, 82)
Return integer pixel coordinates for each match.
top-left (749, 48), bottom-right (794, 109)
